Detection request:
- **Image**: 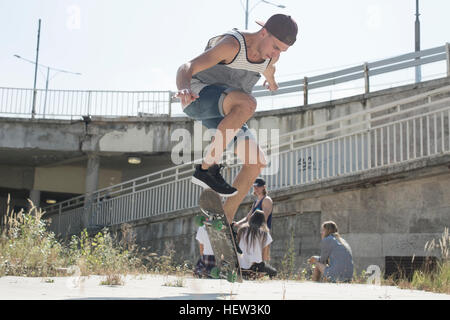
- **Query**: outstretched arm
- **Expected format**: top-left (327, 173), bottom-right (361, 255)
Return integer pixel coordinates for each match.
top-left (176, 36), bottom-right (239, 107)
top-left (234, 207), bottom-right (253, 228)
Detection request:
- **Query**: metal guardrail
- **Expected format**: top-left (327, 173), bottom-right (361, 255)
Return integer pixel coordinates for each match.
top-left (44, 85), bottom-right (450, 235)
top-left (252, 43), bottom-right (450, 104)
top-left (0, 88), bottom-right (172, 119)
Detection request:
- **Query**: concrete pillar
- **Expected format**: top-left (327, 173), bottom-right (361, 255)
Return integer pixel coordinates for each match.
top-left (82, 153), bottom-right (100, 229)
top-left (29, 189), bottom-right (41, 210)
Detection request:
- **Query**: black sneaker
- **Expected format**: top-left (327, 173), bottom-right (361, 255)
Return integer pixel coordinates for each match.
top-left (191, 164), bottom-right (238, 197)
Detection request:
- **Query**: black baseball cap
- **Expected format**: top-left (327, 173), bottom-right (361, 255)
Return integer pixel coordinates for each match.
top-left (256, 13), bottom-right (298, 46)
top-left (253, 178), bottom-right (266, 187)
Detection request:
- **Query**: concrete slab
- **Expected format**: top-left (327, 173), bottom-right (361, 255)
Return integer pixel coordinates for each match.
top-left (0, 274), bottom-right (448, 300)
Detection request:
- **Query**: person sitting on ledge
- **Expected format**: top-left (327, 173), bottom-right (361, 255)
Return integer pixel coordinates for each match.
top-left (308, 220), bottom-right (354, 283)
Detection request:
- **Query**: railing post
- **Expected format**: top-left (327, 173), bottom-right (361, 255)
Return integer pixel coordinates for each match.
top-left (131, 181), bottom-right (136, 222)
top-left (303, 76), bottom-right (308, 106)
top-left (364, 62), bottom-right (370, 94)
top-left (58, 203), bottom-right (62, 235)
top-left (168, 91), bottom-right (173, 117)
top-left (87, 91), bottom-right (92, 116)
top-left (446, 42), bottom-right (450, 77)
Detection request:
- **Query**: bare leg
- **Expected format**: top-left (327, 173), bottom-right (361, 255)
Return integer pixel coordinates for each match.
top-left (202, 91), bottom-right (256, 169)
top-left (223, 138), bottom-right (267, 223)
top-left (312, 262), bottom-right (326, 282)
top-left (312, 267), bottom-right (321, 282)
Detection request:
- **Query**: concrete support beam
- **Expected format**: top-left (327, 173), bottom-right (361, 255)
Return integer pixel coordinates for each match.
top-left (82, 153), bottom-right (100, 229)
top-left (29, 189), bottom-right (41, 210)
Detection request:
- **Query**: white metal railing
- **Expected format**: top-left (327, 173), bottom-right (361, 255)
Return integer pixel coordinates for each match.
top-left (0, 88), bottom-right (172, 119)
top-left (44, 85), bottom-right (450, 235)
top-left (252, 43), bottom-right (450, 104)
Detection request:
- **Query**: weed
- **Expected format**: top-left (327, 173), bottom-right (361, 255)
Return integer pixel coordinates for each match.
top-left (0, 196), bottom-right (64, 277)
top-left (100, 273), bottom-right (125, 286)
top-left (162, 277), bottom-right (185, 287)
top-left (278, 230), bottom-right (297, 280)
top-left (399, 228), bottom-right (450, 294)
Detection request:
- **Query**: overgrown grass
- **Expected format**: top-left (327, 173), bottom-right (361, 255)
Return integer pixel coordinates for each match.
top-left (1, 196), bottom-right (448, 294)
top-left (0, 196), bottom-right (189, 285)
top-left (397, 228), bottom-right (449, 294)
top-left (273, 231), bottom-right (317, 282)
top-left (0, 198), bottom-right (65, 277)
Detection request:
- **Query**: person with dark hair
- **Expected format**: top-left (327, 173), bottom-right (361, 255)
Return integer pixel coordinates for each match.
top-left (237, 210), bottom-right (277, 278)
top-left (308, 221), bottom-right (354, 283)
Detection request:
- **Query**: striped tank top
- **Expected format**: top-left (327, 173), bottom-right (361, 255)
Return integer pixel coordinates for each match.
top-left (191, 28), bottom-right (271, 95)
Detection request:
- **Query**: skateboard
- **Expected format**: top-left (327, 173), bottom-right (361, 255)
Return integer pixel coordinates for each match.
top-left (195, 188), bottom-right (243, 283)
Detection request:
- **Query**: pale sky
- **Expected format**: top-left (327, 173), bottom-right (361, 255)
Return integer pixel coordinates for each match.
top-left (1, 0), bottom-right (449, 98)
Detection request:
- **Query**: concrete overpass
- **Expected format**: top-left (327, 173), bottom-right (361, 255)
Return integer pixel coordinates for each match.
top-left (2, 77), bottom-right (447, 278)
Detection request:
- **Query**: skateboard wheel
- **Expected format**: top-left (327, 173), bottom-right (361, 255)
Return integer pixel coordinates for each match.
top-left (194, 215), bottom-right (206, 227)
top-left (227, 271), bottom-right (237, 283)
top-left (210, 267), bottom-right (220, 279)
top-left (212, 219), bottom-right (223, 230)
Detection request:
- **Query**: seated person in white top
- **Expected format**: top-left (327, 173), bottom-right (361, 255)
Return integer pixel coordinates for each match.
top-left (193, 225), bottom-right (216, 278)
top-left (237, 210), bottom-right (277, 278)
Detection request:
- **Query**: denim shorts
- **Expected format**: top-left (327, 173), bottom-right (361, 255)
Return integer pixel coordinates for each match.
top-left (183, 85), bottom-right (255, 144)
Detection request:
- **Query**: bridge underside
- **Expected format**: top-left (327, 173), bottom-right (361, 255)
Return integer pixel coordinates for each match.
top-left (0, 148), bottom-right (173, 213)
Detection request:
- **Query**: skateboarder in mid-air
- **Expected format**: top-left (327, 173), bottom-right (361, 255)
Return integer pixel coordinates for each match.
top-left (176, 14), bottom-right (298, 224)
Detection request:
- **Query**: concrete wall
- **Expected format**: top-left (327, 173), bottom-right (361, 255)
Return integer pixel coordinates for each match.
top-left (110, 154), bottom-right (450, 276)
top-left (34, 166), bottom-right (122, 194)
top-left (269, 165), bottom-right (450, 273)
top-left (0, 165), bottom-right (34, 190)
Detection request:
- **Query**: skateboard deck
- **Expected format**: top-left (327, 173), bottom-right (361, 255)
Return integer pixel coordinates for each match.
top-left (196, 188), bottom-right (243, 283)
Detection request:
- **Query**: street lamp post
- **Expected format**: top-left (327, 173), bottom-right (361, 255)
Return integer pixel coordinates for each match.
top-left (415, 0), bottom-right (422, 83)
top-left (244, 0), bottom-right (286, 29)
top-left (32, 19), bottom-right (41, 119)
